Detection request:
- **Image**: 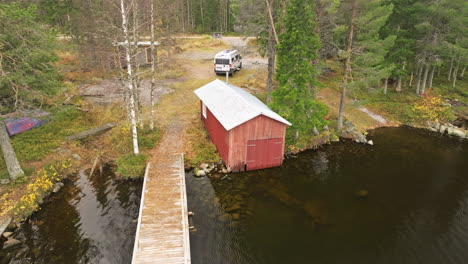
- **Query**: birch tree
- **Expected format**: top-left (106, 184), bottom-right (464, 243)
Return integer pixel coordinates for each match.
top-left (119, 0), bottom-right (139, 155)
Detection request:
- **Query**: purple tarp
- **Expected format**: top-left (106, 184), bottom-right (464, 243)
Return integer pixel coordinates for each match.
top-left (1, 110), bottom-right (49, 136)
top-left (5, 117), bottom-right (47, 136)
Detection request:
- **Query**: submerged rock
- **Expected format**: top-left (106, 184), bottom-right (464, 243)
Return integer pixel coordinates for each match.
top-left (3, 238), bottom-right (21, 250)
top-left (226, 204), bottom-right (241, 212)
top-left (354, 189), bottom-right (369, 198)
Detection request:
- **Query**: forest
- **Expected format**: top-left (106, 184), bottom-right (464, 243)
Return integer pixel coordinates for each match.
top-left (1, 0), bottom-right (466, 147)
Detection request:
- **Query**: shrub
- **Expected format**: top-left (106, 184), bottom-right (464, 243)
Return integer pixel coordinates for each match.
top-left (411, 94), bottom-right (453, 123)
top-left (116, 154), bottom-right (147, 179)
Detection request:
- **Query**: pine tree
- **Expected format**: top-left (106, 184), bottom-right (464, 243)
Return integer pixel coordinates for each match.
top-left (270, 0), bottom-right (328, 147)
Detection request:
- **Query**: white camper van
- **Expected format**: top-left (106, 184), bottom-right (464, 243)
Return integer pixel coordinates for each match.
top-left (214, 49), bottom-right (242, 76)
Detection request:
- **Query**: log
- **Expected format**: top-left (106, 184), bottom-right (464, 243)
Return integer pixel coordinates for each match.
top-left (66, 122), bottom-right (117, 140)
top-left (0, 121), bottom-right (24, 180)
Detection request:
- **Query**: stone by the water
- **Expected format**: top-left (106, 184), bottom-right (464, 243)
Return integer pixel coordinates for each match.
top-left (2, 231), bottom-right (13, 238)
top-left (367, 140), bottom-right (374, 145)
top-left (196, 170), bottom-right (206, 177)
top-left (3, 238), bottom-right (21, 250)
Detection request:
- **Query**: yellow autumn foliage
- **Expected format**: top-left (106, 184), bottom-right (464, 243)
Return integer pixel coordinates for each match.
top-left (411, 95), bottom-right (451, 123)
top-left (0, 160), bottom-right (72, 220)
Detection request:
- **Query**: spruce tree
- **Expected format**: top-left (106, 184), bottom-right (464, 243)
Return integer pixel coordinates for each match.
top-left (270, 0), bottom-right (328, 148)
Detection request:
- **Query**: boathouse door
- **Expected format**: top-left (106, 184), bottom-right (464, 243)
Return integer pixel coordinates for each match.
top-left (246, 138), bottom-right (283, 171)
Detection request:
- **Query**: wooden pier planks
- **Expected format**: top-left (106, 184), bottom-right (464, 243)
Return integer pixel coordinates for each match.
top-left (132, 126), bottom-right (190, 264)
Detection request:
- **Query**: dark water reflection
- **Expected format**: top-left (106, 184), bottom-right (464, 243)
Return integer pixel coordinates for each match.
top-left (1, 165), bottom-right (142, 264)
top-left (188, 127), bottom-right (468, 264)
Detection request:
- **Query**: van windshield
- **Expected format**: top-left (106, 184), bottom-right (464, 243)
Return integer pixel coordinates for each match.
top-left (215, 58), bottom-right (230, 65)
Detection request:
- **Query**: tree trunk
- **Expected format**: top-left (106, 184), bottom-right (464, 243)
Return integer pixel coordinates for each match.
top-left (266, 23), bottom-right (275, 104)
top-left (460, 65), bottom-right (466, 78)
top-left (383, 78), bottom-right (388, 94)
top-left (428, 65), bottom-right (435, 89)
top-left (0, 121), bottom-right (24, 180)
top-left (150, 1), bottom-right (157, 131)
top-left (416, 65), bottom-right (423, 95)
top-left (420, 64), bottom-right (429, 95)
top-left (120, 0), bottom-right (139, 155)
top-left (265, 0), bottom-right (279, 45)
top-left (409, 70), bottom-right (413, 87)
top-left (280, 0), bottom-right (286, 34)
top-left (452, 56), bottom-right (460, 88)
top-left (337, 0), bottom-right (356, 131)
top-left (396, 63), bottom-right (405, 92)
top-left (448, 57), bottom-right (454, 81)
top-left (200, 0), bottom-right (205, 30)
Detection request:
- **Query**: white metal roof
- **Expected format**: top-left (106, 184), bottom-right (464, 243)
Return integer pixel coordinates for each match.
top-left (194, 79), bottom-right (292, 131)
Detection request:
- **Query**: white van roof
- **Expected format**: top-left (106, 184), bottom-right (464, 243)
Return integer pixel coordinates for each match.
top-left (215, 49), bottom-right (239, 58)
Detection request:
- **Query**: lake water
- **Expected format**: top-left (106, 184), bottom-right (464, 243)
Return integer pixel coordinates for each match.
top-left (187, 127), bottom-right (468, 264)
top-left (1, 127), bottom-right (467, 264)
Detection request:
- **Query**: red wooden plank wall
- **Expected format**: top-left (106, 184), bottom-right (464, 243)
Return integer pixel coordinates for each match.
top-left (246, 138), bottom-right (283, 170)
top-left (202, 104), bottom-right (230, 164)
top-left (228, 115), bottom-right (286, 172)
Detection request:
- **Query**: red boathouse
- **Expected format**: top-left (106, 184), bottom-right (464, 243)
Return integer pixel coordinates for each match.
top-left (194, 79), bottom-right (292, 172)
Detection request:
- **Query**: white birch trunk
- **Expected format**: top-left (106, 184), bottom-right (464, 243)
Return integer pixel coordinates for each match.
top-left (149, 1), bottom-right (157, 131)
top-left (120, 0), bottom-right (139, 155)
top-left (452, 57), bottom-right (460, 88)
top-left (428, 65), bottom-right (435, 89)
top-left (409, 71), bottom-right (414, 87)
top-left (420, 64), bottom-right (429, 95)
top-left (383, 78), bottom-right (388, 94)
top-left (460, 65), bottom-right (466, 78)
top-left (448, 57), bottom-right (454, 81)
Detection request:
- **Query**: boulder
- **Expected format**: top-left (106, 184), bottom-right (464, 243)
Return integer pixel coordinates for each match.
top-left (195, 170), bottom-right (206, 177)
top-left (354, 189), bottom-right (369, 198)
top-left (2, 238), bottom-right (21, 250)
top-left (449, 129), bottom-right (466, 138)
top-left (226, 204), bottom-right (241, 212)
top-left (313, 126), bottom-right (320, 136)
top-left (439, 125), bottom-right (447, 134)
top-left (1, 179), bottom-right (11, 185)
top-left (52, 182), bottom-right (64, 193)
top-left (2, 231), bottom-right (13, 238)
top-left (231, 213), bottom-right (241, 220)
top-left (367, 140), bottom-right (374, 146)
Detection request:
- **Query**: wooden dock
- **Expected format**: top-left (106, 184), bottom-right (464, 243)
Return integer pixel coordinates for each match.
top-left (132, 152), bottom-right (191, 264)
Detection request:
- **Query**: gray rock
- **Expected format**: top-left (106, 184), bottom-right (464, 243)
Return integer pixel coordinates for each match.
top-left (1, 179), bottom-right (11, 185)
top-left (196, 170), bottom-right (206, 177)
top-left (52, 182), bottom-right (64, 193)
top-left (313, 126), bottom-right (319, 136)
top-left (447, 127), bottom-right (454, 135)
top-left (3, 238), bottom-right (21, 250)
top-left (439, 125), bottom-right (447, 134)
top-left (428, 127), bottom-right (438, 132)
top-left (357, 133), bottom-right (367, 143)
top-left (2, 231), bottom-right (13, 238)
top-left (367, 140), bottom-right (374, 145)
top-left (72, 154), bottom-right (81, 160)
top-left (450, 129), bottom-right (466, 138)
top-left (323, 125), bottom-right (329, 131)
